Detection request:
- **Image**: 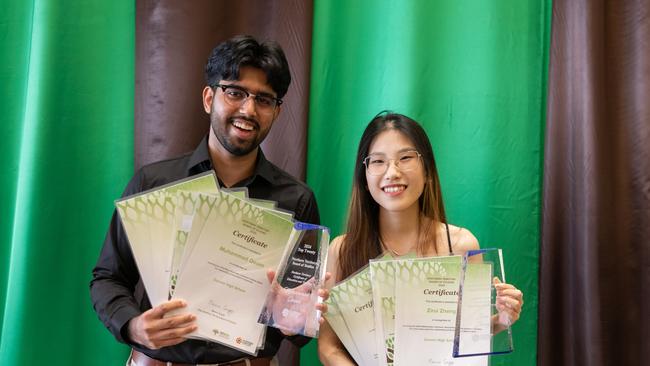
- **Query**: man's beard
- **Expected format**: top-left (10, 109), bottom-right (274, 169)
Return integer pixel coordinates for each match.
top-left (211, 115), bottom-right (266, 156)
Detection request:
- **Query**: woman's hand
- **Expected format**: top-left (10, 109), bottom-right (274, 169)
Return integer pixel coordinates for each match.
top-left (493, 277), bottom-right (524, 327)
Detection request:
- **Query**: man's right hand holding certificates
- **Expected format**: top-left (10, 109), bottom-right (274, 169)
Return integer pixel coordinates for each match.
top-left (127, 299), bottom-right (197, 350)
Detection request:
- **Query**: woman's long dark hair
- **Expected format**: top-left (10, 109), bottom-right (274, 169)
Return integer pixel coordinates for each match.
top-left (338, 112), bottom-right (448, 280)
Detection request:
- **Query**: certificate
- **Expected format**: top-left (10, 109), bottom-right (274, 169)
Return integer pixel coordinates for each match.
top-left (369, 255), bottom-right (397, 366)
top-left (328, 266), bottom-right (378, 366)
top-left (393, 256), bottom-right (487, 366)
top-left (116, 172), bottom-right (219, 306)
top-left (323, 295), bottom-right (364, 364)
top-left (169, 188), bottom-right (251, 297)
top-left (169, 190), bottom-right (222, 297)
top-left (171, 190), bottom-right (295, 354)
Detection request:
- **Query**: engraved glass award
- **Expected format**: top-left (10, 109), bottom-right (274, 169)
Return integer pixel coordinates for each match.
top-left (258, 222), bottom-right (329, 337)
top-left (453, 248), bottom-right (514, 357)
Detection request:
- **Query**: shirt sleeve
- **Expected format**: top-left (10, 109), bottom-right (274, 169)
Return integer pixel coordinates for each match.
top-left (89, 170), bottom-right (147, 344)
top-left (295, 189), bottom-right (320, 225)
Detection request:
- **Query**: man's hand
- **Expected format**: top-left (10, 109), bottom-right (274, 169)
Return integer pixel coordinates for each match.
top-left (127, 299), bottom-right (197, 349)
top-left (265, 269), bottom-right (331, 335)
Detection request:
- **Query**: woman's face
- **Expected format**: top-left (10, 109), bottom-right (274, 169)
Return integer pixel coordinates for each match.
top-left (365, 129), bottom-right (426, 214)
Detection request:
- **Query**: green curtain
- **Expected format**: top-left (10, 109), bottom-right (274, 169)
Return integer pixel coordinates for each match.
top-left (305, 1), bottom-right (551, 365)
top-left (0, 1), bottom-right (134, 365)
top-left (1, 1), bottom-right (550, 365)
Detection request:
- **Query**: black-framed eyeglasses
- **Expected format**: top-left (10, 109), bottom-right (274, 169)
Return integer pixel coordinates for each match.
top-left (214, 84), bottom-right (283, 113)
top-left (363, 149), bottom-right (422, 176)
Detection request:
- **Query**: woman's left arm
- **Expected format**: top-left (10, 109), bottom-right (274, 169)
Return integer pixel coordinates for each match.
top-left (451, 227), bottom-right (524, 333)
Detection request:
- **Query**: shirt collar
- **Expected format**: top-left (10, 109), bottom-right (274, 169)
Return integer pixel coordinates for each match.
top-left (253, 148), bottom-right (279, 186)
top-left (186, 135), bottom-right (278, 186)
top-left (186, 135), bottom-right (213, 175)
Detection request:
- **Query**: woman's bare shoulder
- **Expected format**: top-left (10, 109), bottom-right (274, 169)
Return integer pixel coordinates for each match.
top-left (325, 234), bottom-right (347, 288)
top-left (447, 224), bottom-right (480, 255)
top-left (329, 234), bottom-right (346, 256)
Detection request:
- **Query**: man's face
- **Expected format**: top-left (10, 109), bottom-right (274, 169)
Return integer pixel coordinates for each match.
top-left (204, 66), bottom-right (281, 157)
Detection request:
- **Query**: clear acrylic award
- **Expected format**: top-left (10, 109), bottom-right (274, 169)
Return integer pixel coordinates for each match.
top-left (258, 222), bottom-right (329, 337)
top-left (453, 248), bottom-right (514, 357)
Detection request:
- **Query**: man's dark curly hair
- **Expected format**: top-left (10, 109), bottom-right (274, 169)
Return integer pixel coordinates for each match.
top-left (204, 35), bottom-right (291, 98)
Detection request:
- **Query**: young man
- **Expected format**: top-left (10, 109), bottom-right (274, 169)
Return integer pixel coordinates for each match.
top-left (90, 35), bottom-right (320, 366)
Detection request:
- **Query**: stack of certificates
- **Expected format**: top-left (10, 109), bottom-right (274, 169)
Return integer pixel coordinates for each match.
top-left (325, 251), bottom-right (512, 366)
top-left (115, 172), bottom-right (329, 355)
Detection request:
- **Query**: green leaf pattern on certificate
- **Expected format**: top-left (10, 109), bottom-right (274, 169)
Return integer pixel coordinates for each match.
top-left (196, 192), bottom-right (215, 218)
top-left (146, 191), bottom-right (175, 227)
top-left (386, 336), bottom-right (395, 365)
top-left (117, 172), bottom-right (218, 232)
top-left (116, 195), bottom-right (150, 227)
top-left (395, 259), bottom-right (423, 283)
top-left (330, 267), bottom-right (371, 309)
top-left (395, 256), bottom-right (459, 284)
top-left (370, 260), bottom-right (396, 366)
top-left (329, 267), bottom-right (377, 365)
top-left (215, 192), bottom-right (266, 225)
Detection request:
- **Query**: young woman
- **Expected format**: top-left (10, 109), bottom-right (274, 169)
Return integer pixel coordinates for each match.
top-left (318, 112), bottom-right (524, 365)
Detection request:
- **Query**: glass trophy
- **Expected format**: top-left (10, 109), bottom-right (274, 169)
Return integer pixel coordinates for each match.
top-left (258, 222), bottom-right (329, 337)
top-left (453, 248), bottom-right (514, 357)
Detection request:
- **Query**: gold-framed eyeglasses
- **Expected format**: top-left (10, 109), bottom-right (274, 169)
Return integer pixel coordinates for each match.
top-left (214, 84), bottom-right (283, 114)
top-left (363, 149), bottom-right (422, 176)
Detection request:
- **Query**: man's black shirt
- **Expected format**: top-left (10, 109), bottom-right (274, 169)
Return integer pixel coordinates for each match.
top-left (90, 136), bottom-right (320, 363)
